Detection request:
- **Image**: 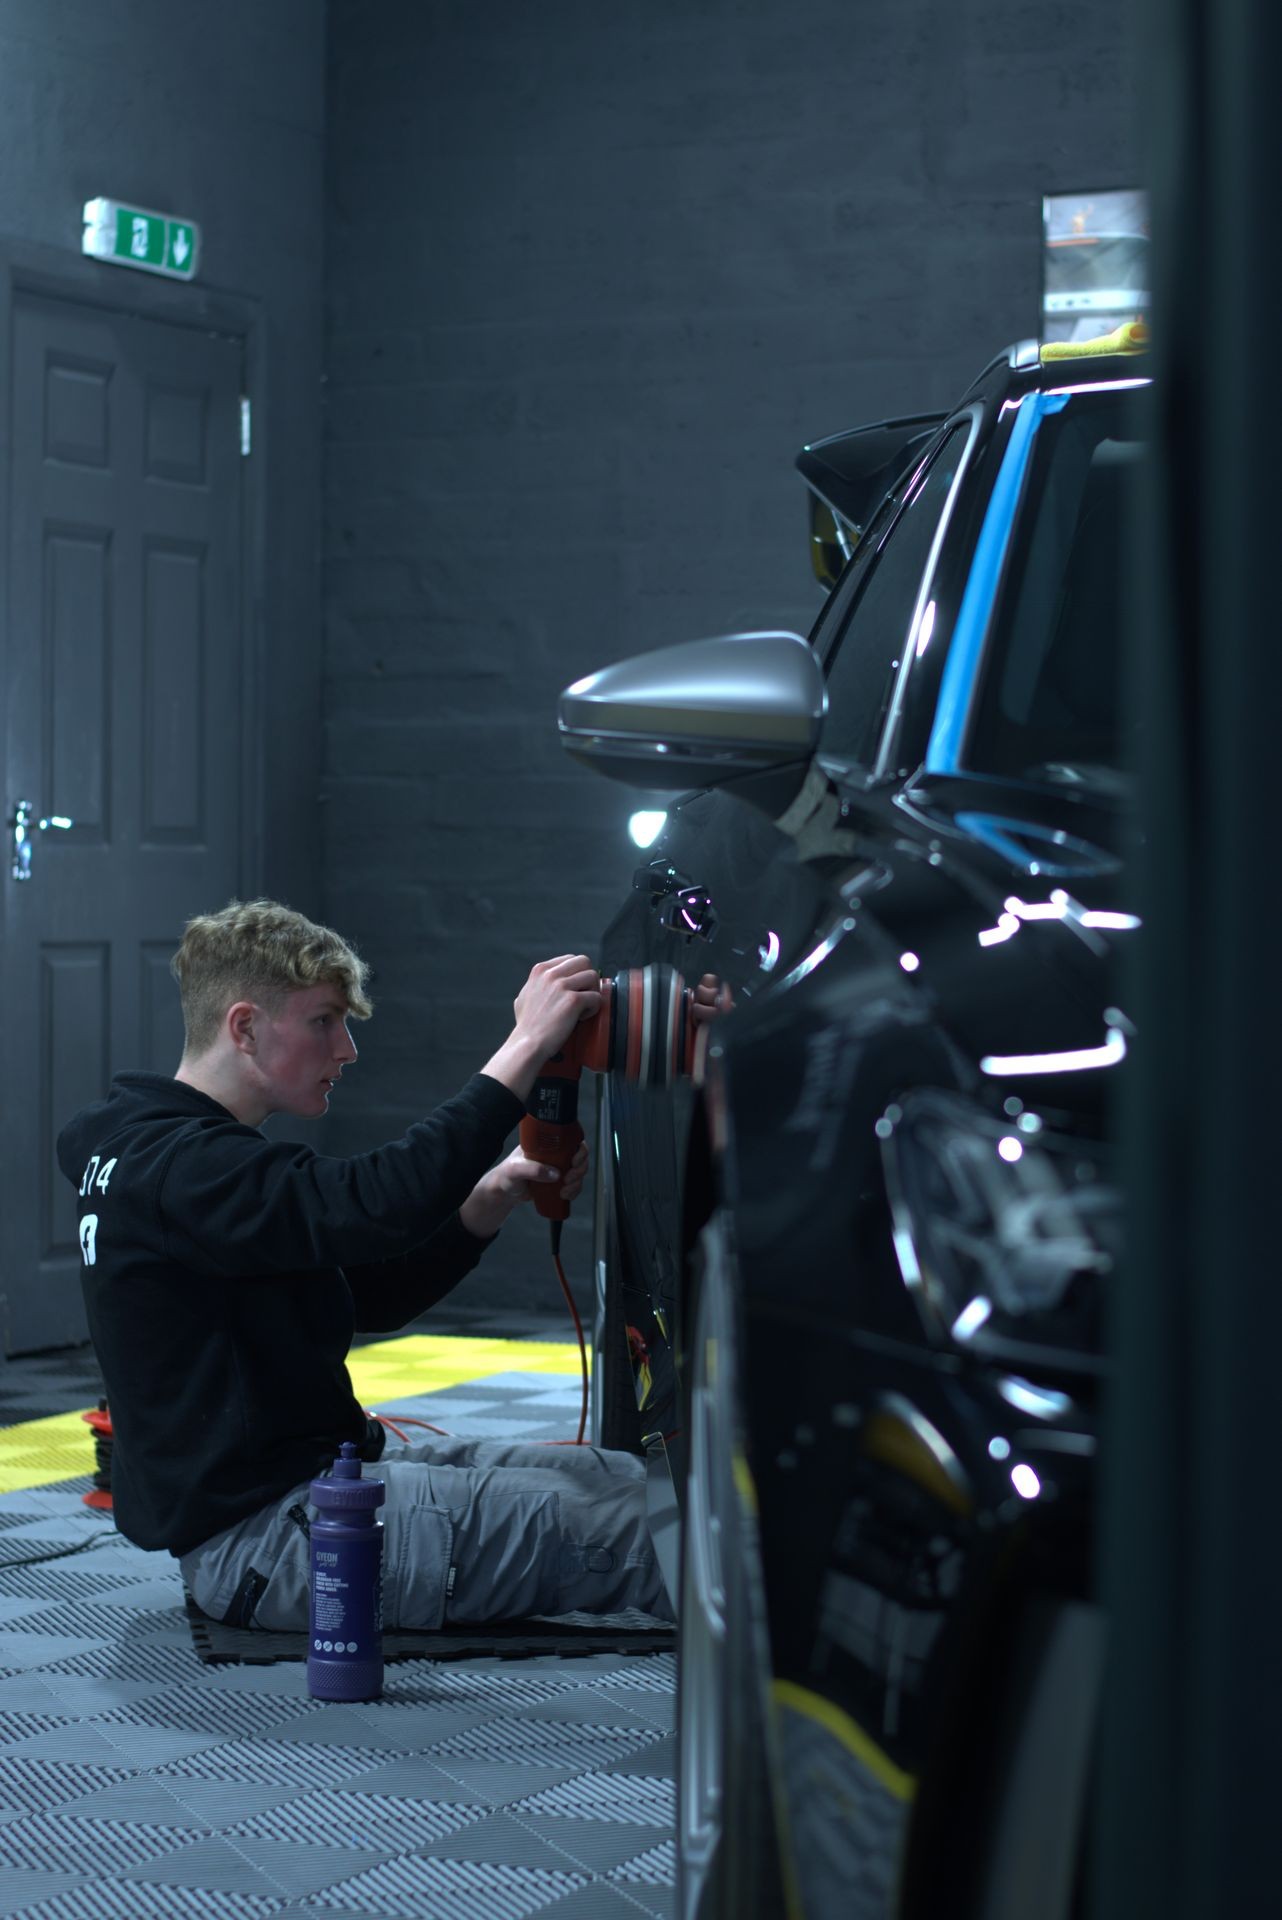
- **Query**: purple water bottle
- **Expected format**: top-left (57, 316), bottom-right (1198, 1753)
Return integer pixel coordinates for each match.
top-left (307, 1441), bottom-right (385, 1702)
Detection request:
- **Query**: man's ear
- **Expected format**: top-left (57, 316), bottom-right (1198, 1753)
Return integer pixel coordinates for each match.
top-left (227, 1001), bottom-right (258, 1054)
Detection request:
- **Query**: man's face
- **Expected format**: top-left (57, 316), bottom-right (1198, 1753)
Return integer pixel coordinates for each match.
top-left (252, 983), bottom-right (358, 1119)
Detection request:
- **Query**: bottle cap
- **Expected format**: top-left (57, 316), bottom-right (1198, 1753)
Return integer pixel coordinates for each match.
top-left (310, 1440), bottom-right (386, 1512)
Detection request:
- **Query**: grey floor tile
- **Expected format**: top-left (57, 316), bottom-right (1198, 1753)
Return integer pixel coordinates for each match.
top-left (118, 1833), bottom-right (293, 1896)
top-left (513, 1812), bottom-right (677, 1875)
top-left (295, 1851), bottom-right (587, 1918)
top-left (411, 1757), bottom-right (596, 1806)
top-left (523, 1887), bottom-right (660, 1920)
top-left (159, 1775), bottom-right (315, 1829)
top-left (608, 1839), bottom-right (676, 1887)
top-left (586, 1686), bottom-right (675, 1733)
top-left (0, 1807), bottom-right (197, 1872)
top-left (604, 1735), bottom-right (676, 1778)
top-left (0, 1629), bottom-right (111, 1670)
top-left (226, 1785), bottom-right (488, 1851)
top-left (517, 1687), bottom-right (670, 1729)
top-left (50, 1776), bottom-right (214, 1826)
top-left (0, 1336), bottom-right (677, 1911)
top-left (233, 1834), bottom-right (406, 1899)
top-left (414, 1808), bottom-right (588, 1869)
top-left (0, 1867), bottom-right (95, 1917)
top-left (513, 1772), bottom-right (676, 1825)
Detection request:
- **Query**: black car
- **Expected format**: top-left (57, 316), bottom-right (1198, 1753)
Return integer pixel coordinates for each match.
top-left (560, 331), bottom-right (1148, 1920)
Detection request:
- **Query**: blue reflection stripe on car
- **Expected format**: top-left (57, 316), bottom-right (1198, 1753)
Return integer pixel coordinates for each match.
top-left (925, 391), bottom-right (1071, 774)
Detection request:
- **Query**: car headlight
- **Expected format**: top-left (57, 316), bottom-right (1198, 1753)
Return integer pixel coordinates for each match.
top-left (879, 1089), bottom-right (1119, 1374)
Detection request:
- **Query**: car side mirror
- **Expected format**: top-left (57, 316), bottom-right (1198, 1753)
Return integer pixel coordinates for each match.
top-left (558, 631), bottom-right (826, 810)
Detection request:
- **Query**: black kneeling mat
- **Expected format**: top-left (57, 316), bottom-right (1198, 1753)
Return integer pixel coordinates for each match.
top-left (183, 1590), bottom-right (674, 1665)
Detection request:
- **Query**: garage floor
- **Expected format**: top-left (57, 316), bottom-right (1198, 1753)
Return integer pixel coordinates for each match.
top-left (0, 1309), bottom-right (676, 1920)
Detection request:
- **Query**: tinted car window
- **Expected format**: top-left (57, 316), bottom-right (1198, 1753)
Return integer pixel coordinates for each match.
top-left (820, 426), bottom-right (969, 768)
top-left (967, 387), bottom-right (1147, 785)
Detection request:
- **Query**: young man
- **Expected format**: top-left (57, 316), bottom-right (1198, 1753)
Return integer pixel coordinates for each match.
top-left (57, 899), bottom-right (671, 1629)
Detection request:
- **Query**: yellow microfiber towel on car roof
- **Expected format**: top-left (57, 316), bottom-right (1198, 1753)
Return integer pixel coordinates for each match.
top-left (1040, 318), bottom-right (1149, 362)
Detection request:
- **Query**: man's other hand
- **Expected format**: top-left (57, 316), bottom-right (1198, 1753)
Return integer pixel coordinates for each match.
top-left (459, 1138), bottom-right (590, 1240)
top-left (481, 954), bottom-right (601, 1101)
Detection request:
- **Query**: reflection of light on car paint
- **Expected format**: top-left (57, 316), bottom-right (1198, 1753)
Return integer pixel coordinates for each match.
top-left (1016, 1111), bottom-right (1043, 1134)
top-left (1044, 378), bottom-right (1151, 398)
top-left (1008, 892), bottom-right (1068, 920)
top-left (988, 1435), bottom-right (1012, 1460)
top-left (951, 1295), bottom-right (993, 1341)
top-left (628, 810), bottom-right (668, 848)
top-left (978, 890), bottom-right (1141, 947)
top-left (776, 918), bottom-right (856, 990)
top-left (912, 597), bottom-right (937, 658)
top-left (758, 930), bottom-right (781, 973)
top-left (891, 1224), bottom-right (922, 1287)
top-left (997, 1136), bottom-right (1023, 1163)
top-left (1011, 1464), bottom-right (1042, 1500)
top-left (999, 1376), bottom-right (1073, 1418)
top-left (980, 1027), bottom-right (1127, 1075)
top-left (899, 951), bottom-right (920, 973)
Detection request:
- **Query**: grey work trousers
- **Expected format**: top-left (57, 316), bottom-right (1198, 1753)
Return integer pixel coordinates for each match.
top-left (179, 1433), bottom-right (673, 1630)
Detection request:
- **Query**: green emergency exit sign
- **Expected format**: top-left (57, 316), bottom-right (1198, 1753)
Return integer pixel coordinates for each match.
top-left (81, 198), bottom-right (200, 281)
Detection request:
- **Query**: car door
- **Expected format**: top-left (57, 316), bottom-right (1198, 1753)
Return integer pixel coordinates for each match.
top-left (597, 410), bottom-right (987, 1458)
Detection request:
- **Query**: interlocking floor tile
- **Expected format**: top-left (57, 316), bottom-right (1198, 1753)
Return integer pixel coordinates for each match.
top-left (302, 1853), bottom-right (589, 1918)
top-left (414, 1808), bottom-right (592, 1870)
top-left (513, 1812), bottom-right (678, 1875)
top-left (0, 1336), bottom-right (676, 1914)
top-left (117, 1832), bottom-right (297, 1895)
top-left (605, 1733), bottom-right (678, 1778)
top-left (0, 1807), bottom-right (197, 1871)
top-left (0, 1866), bottom-right (95, 1916)
top-left (523, 1887), bottom-right (659, 1920)
top-left (226, 1785), bottom-right (487, 1851)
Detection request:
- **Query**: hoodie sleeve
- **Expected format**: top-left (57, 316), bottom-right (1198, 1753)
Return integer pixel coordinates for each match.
top-left (343, 1212), bottom-right (495, 1333)
top-left (155, 1074), bottom-right (525, 1277)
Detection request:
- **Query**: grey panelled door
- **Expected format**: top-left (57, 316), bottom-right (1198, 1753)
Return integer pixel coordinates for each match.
top-left (1, 293), bottom-right (245, 1355)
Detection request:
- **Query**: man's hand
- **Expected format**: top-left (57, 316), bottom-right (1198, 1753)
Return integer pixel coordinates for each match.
top-left (689, 972), bottom-right (734, 1024)
top-left (481, 954), bottom-right (602, 1101)
top-left (459, 1138), bottom-right (590, 1240)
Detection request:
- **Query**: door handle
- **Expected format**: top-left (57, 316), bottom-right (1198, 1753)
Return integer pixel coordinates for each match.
top-left (9, 799), bottom-right (74, 881)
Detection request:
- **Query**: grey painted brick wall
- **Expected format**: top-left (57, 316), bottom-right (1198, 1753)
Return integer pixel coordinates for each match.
top-left (322, 0), bottom-right (1138, 1307)
top-left (0, 0), bottom-right (327, 915)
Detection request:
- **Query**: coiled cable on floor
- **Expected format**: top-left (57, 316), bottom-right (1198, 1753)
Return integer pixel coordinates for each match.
top-left (0, 1526), bottom-right (117, 1571)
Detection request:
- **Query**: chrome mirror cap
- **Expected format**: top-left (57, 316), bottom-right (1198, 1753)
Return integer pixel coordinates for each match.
top-left (558, 631), bottom-right (825, 790)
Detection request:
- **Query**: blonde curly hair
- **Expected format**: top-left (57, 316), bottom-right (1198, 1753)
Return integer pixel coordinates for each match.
top-left (171, 899), bottom-right (373, 1057)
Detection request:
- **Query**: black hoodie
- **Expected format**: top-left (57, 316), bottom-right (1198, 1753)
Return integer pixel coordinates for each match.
top-left (55, 1070), bottom-right (525, 1556)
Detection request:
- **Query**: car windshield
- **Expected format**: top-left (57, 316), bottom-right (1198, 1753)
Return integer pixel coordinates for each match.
top-left (966, 384), bottom-right (1149, 790)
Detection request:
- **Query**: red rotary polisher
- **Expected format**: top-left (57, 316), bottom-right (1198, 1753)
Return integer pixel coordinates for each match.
top-left (519, 965), bottom-right (700, 1221)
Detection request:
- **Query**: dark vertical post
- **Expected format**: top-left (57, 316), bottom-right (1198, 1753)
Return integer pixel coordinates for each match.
top-left (1099, 0), bottom-right (1282, 1911)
